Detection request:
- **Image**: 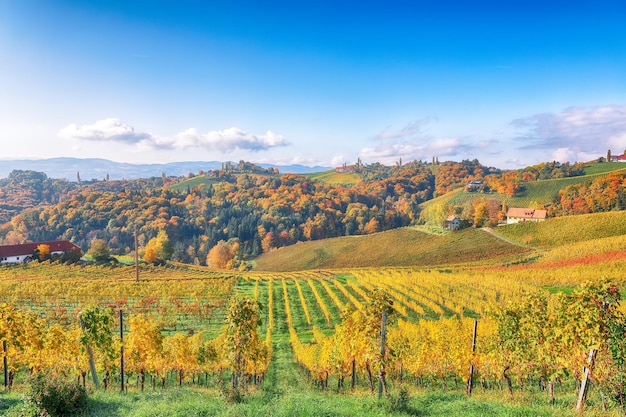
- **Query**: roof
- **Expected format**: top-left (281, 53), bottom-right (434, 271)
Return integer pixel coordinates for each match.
top-left (506, 208), bottom-right (547, 220)
top-left (446, 215), bottom-right (460, 222)
top-left (0, 240), bottom-right (81, 258)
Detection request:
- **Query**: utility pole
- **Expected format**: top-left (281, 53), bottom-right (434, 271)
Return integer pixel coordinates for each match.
top-left (134, 224), bottom-right (139, 283)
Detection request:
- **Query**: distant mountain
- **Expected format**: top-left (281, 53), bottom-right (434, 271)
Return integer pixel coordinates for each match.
top-left (0, 158), bottom-right (330, 181)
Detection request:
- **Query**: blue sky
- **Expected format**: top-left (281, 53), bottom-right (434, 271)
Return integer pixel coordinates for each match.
top-left (1, 1), bottom-right (625, 169)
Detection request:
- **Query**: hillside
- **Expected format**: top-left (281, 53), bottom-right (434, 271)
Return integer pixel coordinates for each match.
top-left (305, 169), bottom-right (362, 185)
top-left (421, 161), bottom-right (626, 216)
top-left (253, 227), bottom-right (533, 271)
top-left (493, 210), bottom-right (626, 248)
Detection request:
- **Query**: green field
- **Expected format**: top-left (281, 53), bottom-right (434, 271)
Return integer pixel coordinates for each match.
top-left (167, 175), bottom-right (223, 192)
top-left (494, 210), bottom-right (626, 248)
top-left (253, 227), bottom-right (533, 271)
top-left (305, 169), bottom-right (362, 185)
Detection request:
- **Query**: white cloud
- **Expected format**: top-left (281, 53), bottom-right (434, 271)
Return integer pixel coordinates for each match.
top-left (359, 130), bottom-right (465, 164)
top-left (511, 105), bottom-right (626, 162)
top-left (59, 119), bottom-right (288, 153)
top-left (58, 118), bottom-right (151, 143)
top-left (330, 155), bottom-right (346, 166)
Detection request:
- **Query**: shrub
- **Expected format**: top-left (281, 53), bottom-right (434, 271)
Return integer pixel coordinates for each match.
top-left (23, 374), bottom-right (88, 417)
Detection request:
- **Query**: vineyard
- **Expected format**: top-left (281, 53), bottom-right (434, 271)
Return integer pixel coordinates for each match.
top-left (253, 227), bottom-right (533, 271)
top-left (2, 256), bottom-right (626, 416)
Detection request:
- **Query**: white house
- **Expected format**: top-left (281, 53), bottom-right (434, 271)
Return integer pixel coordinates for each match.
top-left (0, 240), bottom-right (81, 264)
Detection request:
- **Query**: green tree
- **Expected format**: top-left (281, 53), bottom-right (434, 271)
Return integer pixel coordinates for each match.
top-left (88, 239), bottom-right (112, 263)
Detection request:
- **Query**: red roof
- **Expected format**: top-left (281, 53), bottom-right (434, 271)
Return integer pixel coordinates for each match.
top-left (0, 240), bottom-right (81, 258)
top-left (506, 208), bottom-right (547, 220)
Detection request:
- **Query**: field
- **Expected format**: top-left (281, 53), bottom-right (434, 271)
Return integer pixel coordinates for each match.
top-left (166, 175), bottom-right (222, 192)
top-left (253, 227), bottom-right (533, 271)
top-left (493, 210), bottom-right (626, 248)
top-left (305, 170), bottom-right (362, 185)
top-left (3, 216), bottom-right (626, 417)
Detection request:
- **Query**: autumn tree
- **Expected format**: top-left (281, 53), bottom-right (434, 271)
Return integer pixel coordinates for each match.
top-left (224, 297), bottom-right (268, 390)
top-left (34, 244), bottom-right (51, 261)
top-left (143, 230), bottom-right (173, 265)
top-left (206, 240), bottom-right (235, 269)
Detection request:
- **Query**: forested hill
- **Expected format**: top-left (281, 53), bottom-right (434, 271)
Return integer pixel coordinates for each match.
top-left (0, 158), bottom-right (623, 267)
top-left (0, 162), bottom-right (435, 263)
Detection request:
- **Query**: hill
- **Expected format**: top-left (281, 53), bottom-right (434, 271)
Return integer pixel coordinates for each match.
top-left (493, 210), bottom-right (626, 248)
top-left (305, 169), bottom-right (362, 185)
top-left (0, 157), bottom-right (330, 181)
top-left (253, 227), bottom-right (533, 271)
top-left (421, 161), bottom-right (626, 215)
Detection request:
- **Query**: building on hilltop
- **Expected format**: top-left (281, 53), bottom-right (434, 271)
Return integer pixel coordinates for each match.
top-left (335, 164), bottom-right (355, 173)
top-left (0, 240), bottom-right (81, 264)
top-left (506, 208), bottom-right (547, 224)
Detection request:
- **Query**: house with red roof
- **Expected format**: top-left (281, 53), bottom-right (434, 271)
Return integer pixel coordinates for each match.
top-left (0, 240), bottom-right (81, 264)
top-left (506, 208), bottom-right (547, 224)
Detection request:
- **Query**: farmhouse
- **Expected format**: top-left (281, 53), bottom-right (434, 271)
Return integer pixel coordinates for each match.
top-left (610, 154), bottom-right (626, 162)
top-left (466, 180), bottom-right (483, 192)
top-left (335, 165), bottom-right (355, 173)
top-left (0, 240), bottom-right (81, 264)
top-left (446, 215), bottom-right (462, 231)
top-left (506, 208), bottom-right (547, 224)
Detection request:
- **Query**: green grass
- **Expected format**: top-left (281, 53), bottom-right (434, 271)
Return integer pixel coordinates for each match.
top-left (3, 375), bottom-right (620, 416)
top-left (253, 228), bottom-right (533, 271)
top-left (582, 161), bottom-right (626, 175)
top-left (305, 170), bottom-right (362, 185)
top-left (495, 210), bottom-right (626, 248)
top-left (166, 175), bottom-right (223, 192)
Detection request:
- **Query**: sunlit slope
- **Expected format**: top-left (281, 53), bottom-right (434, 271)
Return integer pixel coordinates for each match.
top-left (421, 162), bottom-right (626, 212)
top-left (253, 227), bottom-right (533, 271)
top-left (494, 210), bottom-right (626, 248)
top-left (305, 170), bottom-right (361, 185)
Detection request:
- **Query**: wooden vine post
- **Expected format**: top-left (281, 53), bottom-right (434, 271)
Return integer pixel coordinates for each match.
top-left (466, 319), bottom-right (478, 396)
top-left (576, 347), bottom-right (597, 412)
top-left (3, 340), bottom-right (7, 389)
top-left (378, 309), bottom-right (388, 400)
top-left (120, 309), bottom-right (125, 393)
top-left (79, 314), bottom-right (100, 389)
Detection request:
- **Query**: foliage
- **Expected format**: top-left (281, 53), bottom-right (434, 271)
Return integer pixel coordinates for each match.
top-left (143, 230), bottom-right (173, 265)
top-left (224, 297), bottom-right (269, 390)
top-left (87, 239), bottom-right (112, 263)
top-left (24, 373), bottom-right (88, 417)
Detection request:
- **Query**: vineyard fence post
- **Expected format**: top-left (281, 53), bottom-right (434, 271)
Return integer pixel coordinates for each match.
top-left (466, 319), bottom-right (478, 396)
top-left (378, 309), bottom-right (387, 400)
top-left (576, 347), bottom-right (596, 412)
top-left (120, 309), bottom-right (125, 393)
top-left (79, 314), bottom-right (100, 389)
top-left (3, 340), bottom-right (7, 389)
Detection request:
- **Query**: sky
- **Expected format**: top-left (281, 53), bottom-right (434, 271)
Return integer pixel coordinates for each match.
top-left (1, 0), bottom-right (625, 169)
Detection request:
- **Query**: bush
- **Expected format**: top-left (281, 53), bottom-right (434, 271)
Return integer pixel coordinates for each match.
top-left (23, 374), bottom-right (88, 417)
